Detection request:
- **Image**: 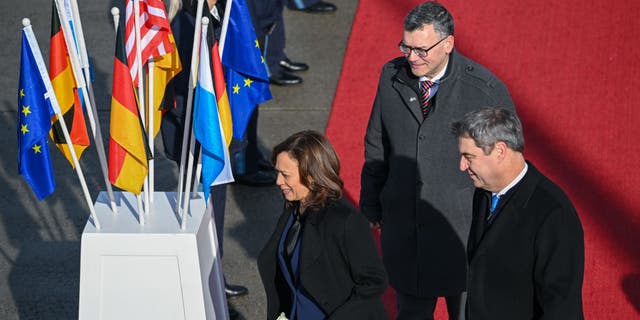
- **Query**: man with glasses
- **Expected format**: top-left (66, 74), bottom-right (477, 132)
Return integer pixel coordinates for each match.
top-left (360, 2), bottom-right (515, 319)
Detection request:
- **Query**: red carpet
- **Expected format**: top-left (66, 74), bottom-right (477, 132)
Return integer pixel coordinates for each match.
top-left (326, 0), bottom-right (640, 318)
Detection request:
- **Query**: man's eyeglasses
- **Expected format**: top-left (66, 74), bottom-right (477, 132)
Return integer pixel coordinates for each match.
top-left (399, 37), bottom-right (448, 58)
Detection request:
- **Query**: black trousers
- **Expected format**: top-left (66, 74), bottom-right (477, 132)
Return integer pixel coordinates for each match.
top-left (264, 15), bottom-right (286, 76)
top-left (243, 106), bottom-right (261, 174)
top-left (246, 0), bottom-right (286, 76)
top-left (208, 184), bottom-right (227, 257)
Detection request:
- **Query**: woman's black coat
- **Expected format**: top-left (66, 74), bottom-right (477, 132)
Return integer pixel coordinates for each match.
top-left (258, 200), bottom-right (389, 320)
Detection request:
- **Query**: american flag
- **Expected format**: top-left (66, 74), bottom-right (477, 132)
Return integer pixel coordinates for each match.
top-left (124, 0), bottom-right (175, 85)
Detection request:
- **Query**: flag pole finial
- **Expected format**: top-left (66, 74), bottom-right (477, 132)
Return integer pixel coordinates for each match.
top-left (111, 7), bottom-right (120, 31)
top-left (22, 18), bottom-right (31, 27)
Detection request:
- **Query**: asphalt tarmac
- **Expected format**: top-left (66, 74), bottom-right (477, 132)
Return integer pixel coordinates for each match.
top-left (0, 0), bottom-right (356, 319)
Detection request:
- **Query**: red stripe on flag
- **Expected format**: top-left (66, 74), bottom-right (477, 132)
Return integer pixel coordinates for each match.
top-left (212, 41), bottom-right (226, 98)
top-left (112, 58), bottom-right (139, 115)
top-left (68, 90), bottom-right (90, 145)
top-left (108, 137), bottom-right (126, 182)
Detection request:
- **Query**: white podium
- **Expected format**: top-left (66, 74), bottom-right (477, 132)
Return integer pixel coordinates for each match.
top-left (78, 192), bottom-right (229, 320)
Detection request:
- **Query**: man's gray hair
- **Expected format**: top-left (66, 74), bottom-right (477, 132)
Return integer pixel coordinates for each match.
top-left (451, 107), bottom-right (525, 155)
top-left (404, 1), bottom-right (454, 37)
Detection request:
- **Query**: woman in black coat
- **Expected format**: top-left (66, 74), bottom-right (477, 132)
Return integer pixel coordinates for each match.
top-left (258, 130), bottom-right (389, 320)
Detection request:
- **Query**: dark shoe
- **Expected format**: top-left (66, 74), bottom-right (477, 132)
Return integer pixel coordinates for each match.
top-left (225, 283), bottom-right (249, 298)
top-left (228, 303), bottom-right (240, 319)
top-left (235, 171), bottom-right (276, 186)
top-left (280, 58), bottom-right (309, 72)
top-left (269, 71), bottom-right (303, 85)
top-left (296, 1), bottom-right (337, 13)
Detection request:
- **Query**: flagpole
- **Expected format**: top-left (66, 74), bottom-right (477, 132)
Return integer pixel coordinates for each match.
top-left (22, 18), bottom-right (101, 229)
top-left (53, 0), bottom-right (118, 214)
top-left (111, 7), bottom-right (120, 30)
top-left (68, 0), bottom-right (100, 127)
top-left (177, 0), bottom-right (205, 215)
top-left (192, 154), bottom-right (202, 197)
top-left (66, 0), bottom-right (104, 144)
top-left (181, 122), bottom-right (198, 229)
top-left (181, 15), bottom-right (208, 230)
top-left (68, 1), bottom-right (117, 212)
top-left (133, 0), bottom-right (151, 217)
top-left (148, 59), bottom-right (155, 206)
top-left (218, 0), bottom-right (233, 59)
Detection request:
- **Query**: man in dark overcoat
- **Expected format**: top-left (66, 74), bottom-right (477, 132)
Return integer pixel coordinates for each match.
top-left (359, 2), bottom-right (515, 319)
top-left (452, 107), bottom-right (584, 319)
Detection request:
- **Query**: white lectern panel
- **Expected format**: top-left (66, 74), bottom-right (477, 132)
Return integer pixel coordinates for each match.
top-left (99, 255), bottom-right (184, 319)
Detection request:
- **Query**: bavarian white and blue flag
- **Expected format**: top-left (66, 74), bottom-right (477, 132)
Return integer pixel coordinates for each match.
top-left (194, 31), bottom-right (234, 202)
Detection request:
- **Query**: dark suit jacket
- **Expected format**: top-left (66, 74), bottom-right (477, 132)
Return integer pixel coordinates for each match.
top-left (466, 162), bottom-right (584, 319)
top-left (360, 49), bottom-right (515, 297)
top-left (258, 200), bottom-right (389, 320)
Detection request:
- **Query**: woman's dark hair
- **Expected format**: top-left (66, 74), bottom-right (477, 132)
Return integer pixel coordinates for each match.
top-left (272, 130), bottom-right (343, 211)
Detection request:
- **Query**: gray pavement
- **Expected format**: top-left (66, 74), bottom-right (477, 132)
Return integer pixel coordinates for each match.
top-left (0, 0), bottom-right (357, 319)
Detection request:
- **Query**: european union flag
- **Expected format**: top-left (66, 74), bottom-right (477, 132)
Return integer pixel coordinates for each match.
top-left (18, 31), bottom-right (56, 200)
top-left (222, 0), bottom-right (272, 139)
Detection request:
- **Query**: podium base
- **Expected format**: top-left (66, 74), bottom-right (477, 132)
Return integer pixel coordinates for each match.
top-left (78, 191), bottom-right (228, 320)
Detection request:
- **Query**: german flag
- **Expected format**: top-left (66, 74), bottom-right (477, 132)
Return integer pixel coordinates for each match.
top-left (49, 2), bottom-right (90, 167)
top-left (211, 41), bottom-right (232, 147)
top-left (108, 24), bottom-right (150, 194)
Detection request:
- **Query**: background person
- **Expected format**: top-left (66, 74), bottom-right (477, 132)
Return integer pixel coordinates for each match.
top-left (258, 130), bottom-right (388, 320)
top-left (452, 107), bottom-right (584, 319)
top-left (246, 0), bottom-right (308, 85)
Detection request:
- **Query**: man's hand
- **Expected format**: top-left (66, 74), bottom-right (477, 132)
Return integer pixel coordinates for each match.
top-left (369, 221), bottom-right (381, 229)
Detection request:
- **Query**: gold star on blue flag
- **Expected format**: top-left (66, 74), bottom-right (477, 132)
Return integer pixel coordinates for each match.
top-left (18, 30), bottom-right (55, 200)
top-left (222, 0), bottom-right (272, 139)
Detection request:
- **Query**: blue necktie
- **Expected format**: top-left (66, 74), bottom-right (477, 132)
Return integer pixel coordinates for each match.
top-left (488, 194), bottom-right (500, 221)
